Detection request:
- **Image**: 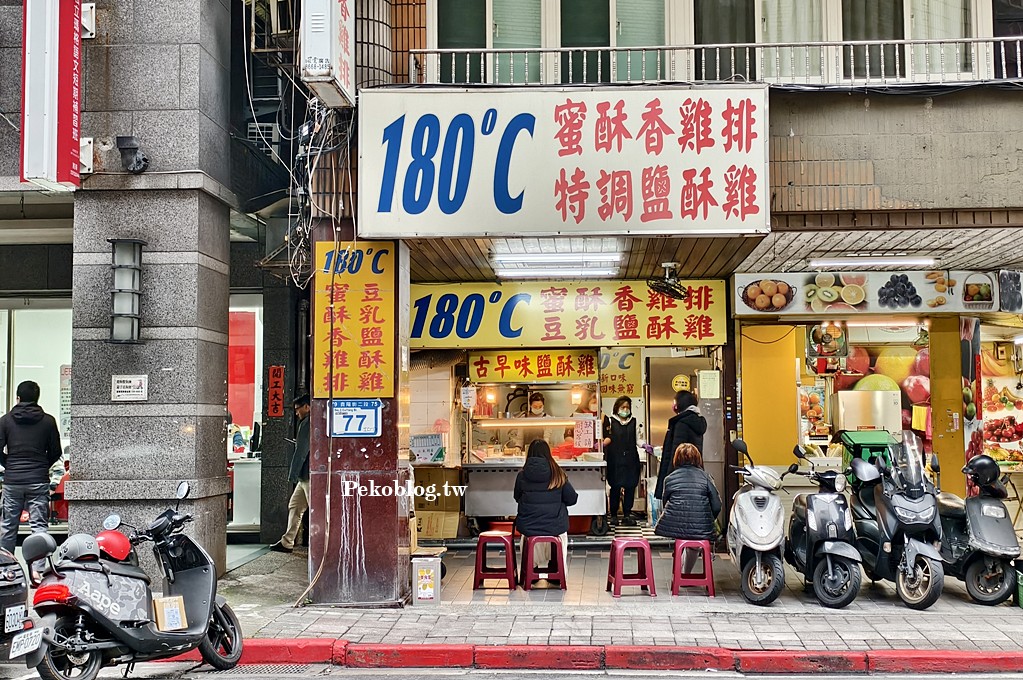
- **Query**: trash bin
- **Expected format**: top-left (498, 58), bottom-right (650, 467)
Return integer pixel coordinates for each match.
top-left (412, 556), bottom-right (442, 606)
top-left (1015, 559), bottom-right (1023, 608)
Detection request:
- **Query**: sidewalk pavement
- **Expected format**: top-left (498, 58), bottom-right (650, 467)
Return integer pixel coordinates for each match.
top-left (205, 544), bottom-right (1023, 673)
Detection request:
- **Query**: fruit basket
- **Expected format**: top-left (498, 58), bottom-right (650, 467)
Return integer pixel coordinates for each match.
top-left (740, 280), bottom-right (796, 312)
top-left (963, 273), bottom-right (994, 310)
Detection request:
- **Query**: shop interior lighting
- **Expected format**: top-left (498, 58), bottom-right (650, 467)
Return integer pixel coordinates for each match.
top-left (108, 238), bottom-right (146, 344)
top-left (844, 320), bottom-right (929, 328)
top-left (491, 252), bottom-right (624, 264)
top-left (485, 389), bottom-right (497, 404)
top-left (571, 387), bottom-right (583, 404)
top-left (808, 256), bottom-right (937, 268)
top-left (474, 418), bottom-right (592, 428)
top-left (1013, 335), bottom-right (1023, 345)
top-left (495, 268), bottom-right (619, 278)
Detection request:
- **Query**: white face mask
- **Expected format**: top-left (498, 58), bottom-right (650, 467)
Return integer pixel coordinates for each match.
top-left (589, 402), bottom-right (598, 412)
top-left (530, 406), bottom-right (544, 415)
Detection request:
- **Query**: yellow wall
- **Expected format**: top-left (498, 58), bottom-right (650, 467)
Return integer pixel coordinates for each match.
top-left (928, 317), bottom-right (967, 497)
top-left (740, 326), bottom-right (800, 466)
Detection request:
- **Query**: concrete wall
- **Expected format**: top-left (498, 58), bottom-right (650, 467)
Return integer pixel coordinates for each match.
top-left (0, 1), bottom-right (23, 184)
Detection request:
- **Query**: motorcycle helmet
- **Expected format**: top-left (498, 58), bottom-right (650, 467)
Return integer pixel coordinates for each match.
top-left (963, 454), bottom-right (1000, 486)
top-left (96, 530), bottom-right (131, 561)
top-left (56, 534), bottom-right (100, 563)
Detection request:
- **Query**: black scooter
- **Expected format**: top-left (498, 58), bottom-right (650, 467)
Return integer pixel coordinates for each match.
top-left (783, 446), bottom-right (863, 608)
top-left (19, 482), bottom-right (243, 680)
top-left (933, 454), bottom-right (1020, 605)
top-left (849, 431), bottom-right (944, 610)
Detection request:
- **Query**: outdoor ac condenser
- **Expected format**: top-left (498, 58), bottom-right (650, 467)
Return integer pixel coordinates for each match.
top-left (300, 0), bottom-right (355, 108)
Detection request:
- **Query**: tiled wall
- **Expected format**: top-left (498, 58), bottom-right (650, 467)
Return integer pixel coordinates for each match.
top-left (409, 365), bottom-right (458, 464)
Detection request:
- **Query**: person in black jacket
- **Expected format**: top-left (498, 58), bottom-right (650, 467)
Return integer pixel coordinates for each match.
top-left (655, 390), bottom-right (707, 500)
top-left (0, 381), bottom-right (63, 554)
top-left (655, 443), bottom-right (722, 541)
top-left (270, 394), bottom-right (311, 553)
top-left (602, 396), bottom-right (641, 526)
top-left (514, 439), bottom-right (578, 571)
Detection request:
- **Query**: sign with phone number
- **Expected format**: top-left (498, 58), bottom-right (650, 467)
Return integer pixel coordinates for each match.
top-left (409, 280), bottom-right (726, 349)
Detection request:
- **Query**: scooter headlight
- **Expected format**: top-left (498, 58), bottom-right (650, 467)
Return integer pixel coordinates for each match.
top-left (834, 475), bottom-right (847, 493)
top-left (894, 505), bottom-right (935, 523)
top-left (982, 505), bottom-right (1007, 519)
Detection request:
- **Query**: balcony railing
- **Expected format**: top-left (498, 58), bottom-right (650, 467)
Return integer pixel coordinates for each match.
top-left (410, 37), bottom-right (1023, 88)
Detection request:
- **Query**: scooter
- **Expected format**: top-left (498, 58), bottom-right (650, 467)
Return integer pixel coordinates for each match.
top-left (783, 445), bottom-right (862, 608)
top-left (848, 431), bottom-right (945, 610)
top-left (728, 439), bottom-right (789, 606)
top-left (18, 482), bottom-right (243, 680)
top-left (932, 454), bottom-right (1020, 605)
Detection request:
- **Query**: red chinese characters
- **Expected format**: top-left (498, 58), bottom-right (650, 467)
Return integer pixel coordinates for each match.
top-left (683, 314), bottom-right (715, 341)
top-left (472, 354), bottom-right (491, 379)
top-left (554, 99), bottom-right (587, 157)
top-left (646, 316), bottom-right (679, 341)
top-left (574, 315), bottom-right (605, 341)
top-left (596, 170), bottom-right (634, 222)
top-left (594, 100), bottom-right (633, 154)
top-left (640, 165), bottom-right (673, 222)
top-left (685, 285), bottom-right (714, 311)
top-left (536, 353), bottom-right (554, 378)
top-left (574, 287), bottom-right (607, 312)
top-left (554, 167), bottom-right (590, 224)
top-left (678, 98), bottom-right (715, 155)
top-left (637, 98), bottom-right (674, 155)
top-left (267, 366), bottom-right (285, 418)
top-left (613, 314), bottom-right (641, 341)
top-left (680, 167), bottom-right (719, 221)
top-left (721, 97), bottom-right (758, 154)
top-left (540, 287), bottom-right (569, 342)
top-left (722, 164), bottom-right (760, 220)
top-left (612, 285), bottom-right (642, 312)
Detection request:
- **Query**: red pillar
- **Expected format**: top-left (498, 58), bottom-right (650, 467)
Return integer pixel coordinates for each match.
top-left (306, 220), bottom-right (411, 605)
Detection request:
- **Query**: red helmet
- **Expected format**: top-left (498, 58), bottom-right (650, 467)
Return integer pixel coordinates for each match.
top-left (96, 530), bottom-right (131, 561)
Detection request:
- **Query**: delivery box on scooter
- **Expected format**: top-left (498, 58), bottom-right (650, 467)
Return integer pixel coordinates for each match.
top-left (837, 430), bottom-right (899, 467)
top-left (153, 596), bottom-right (188, 632)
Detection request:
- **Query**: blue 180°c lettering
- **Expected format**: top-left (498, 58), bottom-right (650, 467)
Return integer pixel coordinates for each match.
top-left (322, 247), bottom-right (388, 275)
top-left (410, 292), bottom-right (531, 340)
top-left (377, 110), bottom-right (535, 216)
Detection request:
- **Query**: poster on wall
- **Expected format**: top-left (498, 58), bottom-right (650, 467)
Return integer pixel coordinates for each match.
top-left (59, 365), bottom-right (71, 438)
top-left (832, 342), bottom-right (931, 438)
top-left (976, 341), bottom-right (1023, 470)
top-left (599, 347), bottom-right (642, 397)
top-left (962, 318), bottom-right (984, 466)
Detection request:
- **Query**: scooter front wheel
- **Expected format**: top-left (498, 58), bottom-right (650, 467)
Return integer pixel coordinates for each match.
top-left (740, 553), bottom-right (785, 606)
top-left (36, 616), bottom-right (103, 680)
top-left (896, 555), bottom-right (944, 610)
top-left (812, 555), bottom-right (862, 609)
top-left (965, 557), bottom-right (1016, 606)
top-left (198, 602), bottom-right (244, 670)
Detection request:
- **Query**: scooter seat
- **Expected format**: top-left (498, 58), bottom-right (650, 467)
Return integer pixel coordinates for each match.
top-left (937, 491), bottom-right (966, 519)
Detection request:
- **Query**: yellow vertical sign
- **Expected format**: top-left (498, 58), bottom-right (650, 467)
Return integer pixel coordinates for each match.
top-left (312, 241), bottom-right (396, 399)
top-left (598, 348), bottom-right (643, 397)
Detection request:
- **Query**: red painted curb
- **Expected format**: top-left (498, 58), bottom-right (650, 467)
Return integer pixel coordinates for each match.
top-left (605, 645), bottom-right (733, 671)
top-left (868, 650), bottom-right (1023, 674)
top-left (332, 640), bottom-right (349, 666)
top-left (347, 643), bottom-right (473, 668)
top-left (735, 650), bottom-right (868, 674)
top-left (159, 638), bottom-right (336, 665)
top-left (474, 645), bottom-right (603, 670)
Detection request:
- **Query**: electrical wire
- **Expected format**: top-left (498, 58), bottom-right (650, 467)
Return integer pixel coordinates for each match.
top-left (0, 111), bottom-right (18, 132)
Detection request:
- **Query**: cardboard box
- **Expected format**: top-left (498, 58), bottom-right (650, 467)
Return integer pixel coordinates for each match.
top-left (416, 510), bottom-right (460, 539)
top-left (152, 596), bottom-right (188, 632)
top-left (412, 467), bottom-right (463, 512)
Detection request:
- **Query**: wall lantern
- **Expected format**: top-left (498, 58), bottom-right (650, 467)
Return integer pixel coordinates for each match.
top-left (108, 238), bottom-right (146, 343)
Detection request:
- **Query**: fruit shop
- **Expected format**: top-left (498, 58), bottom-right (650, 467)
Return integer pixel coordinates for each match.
top-left (732, 268), bottom-right (1023, 508)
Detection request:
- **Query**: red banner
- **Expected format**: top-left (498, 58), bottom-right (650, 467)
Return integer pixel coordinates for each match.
top-left (267, 365), bottom-right (286, 418)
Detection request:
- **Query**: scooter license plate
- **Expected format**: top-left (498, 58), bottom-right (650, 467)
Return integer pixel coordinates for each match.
top-left (4, 605), bottom-right (24, 633)
top-left (9, 628), bottom-right (42, 659)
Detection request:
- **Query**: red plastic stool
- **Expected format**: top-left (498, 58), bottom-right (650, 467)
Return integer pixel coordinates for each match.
top-left (472, 531), bottom-right (517, 590)
top-left (670, 539), bottom-right (715, 596)
top-left (519, 536), bottom-right (567, 590)
top-left (606, 537), bottom-right (657, 597)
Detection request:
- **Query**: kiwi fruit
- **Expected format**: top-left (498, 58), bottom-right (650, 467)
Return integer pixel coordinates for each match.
top-left (817, 287), bottom-right (840, 303)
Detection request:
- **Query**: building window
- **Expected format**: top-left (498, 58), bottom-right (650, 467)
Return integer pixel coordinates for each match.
top-left (437, 0), bottom-right (486, 82)
top-left (993, 0), bottom-right (1023, 77)
top-left (842, 0), bottom-right (905, 78)
top-left (561, 0), bottom-right (612, 83)
top-left (617, 0), bottom-right (667, 81)
top-left (761, 0), bottom-right (824, 79)
top-left (695, 0), bottom-right (757, 80)
top-left (494, 0), bottom-right (542, 83)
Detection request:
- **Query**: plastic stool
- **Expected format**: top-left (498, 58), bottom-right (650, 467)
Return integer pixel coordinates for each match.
top-left (472, 531), bottom-right (517, 590)
top-left (670, 539), bottom-right (715, 596)
top-left (519, 536), bottom-right (567, 590)
top-left (606, 537), bottom-right (657, 597)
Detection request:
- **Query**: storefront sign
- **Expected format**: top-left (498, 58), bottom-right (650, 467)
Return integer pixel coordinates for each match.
top-left (59, 365), bottom-right (71, 436)
top-left (411, 280), bottom-right (725, 348)
top-left (599, 348), bottom-right (642, 397)
top-left (329, 399), bottom-right (383, 438)
top-left (734, 270), bottom-right (1000, 316)
top-left (573, 418), bottom-right (595, 448)
top-left (267, 365), bottom-right (285, 418)
top-left (313, 241), bottom-right (396, 399)
top-left (359, 85), bottom-right (769, 237)
top-left (111, 375), bottom-right (148, 402)
top-left (300, 0), bottom-right (355, 108)
top-left (469, 349), bottom-right (598, 383)
top-left (410, 433), bottom-right (445, 463)
top-left (671, 375), bottom-right (691, 392)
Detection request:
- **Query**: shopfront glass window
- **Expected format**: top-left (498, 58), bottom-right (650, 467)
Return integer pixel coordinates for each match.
top-left (11, 308), bottom-right (71, 449)
top-left (762, 0), bottom-right (824, 79)
top-left (842, 0), bottom-right (905, 78)
top-left (695, 0), bottom-right (756, 80)
top-left (228, 295), bottom-right (263, 529)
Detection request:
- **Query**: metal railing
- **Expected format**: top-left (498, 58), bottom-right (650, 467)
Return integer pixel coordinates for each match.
top-left (409, 37), bottom-right (1023, 87)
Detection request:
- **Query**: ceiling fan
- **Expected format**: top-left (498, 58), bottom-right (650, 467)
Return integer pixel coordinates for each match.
top-left (646, 262), bottom-right (689, 301)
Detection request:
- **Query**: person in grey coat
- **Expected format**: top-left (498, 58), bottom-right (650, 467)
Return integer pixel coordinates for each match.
top-left (271, 394), bottom-right (310, 553)
top-left (654, 443), bottom-right (722, 542)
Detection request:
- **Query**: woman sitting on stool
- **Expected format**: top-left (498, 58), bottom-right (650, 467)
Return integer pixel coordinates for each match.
top-left (655, 443), bottom-right (722, 568)
top-left (514, 439), bottom-right (578, 572)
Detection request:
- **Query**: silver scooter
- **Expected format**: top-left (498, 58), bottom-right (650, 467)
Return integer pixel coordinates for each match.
top-left (729, 439), bottom-right (793, 605)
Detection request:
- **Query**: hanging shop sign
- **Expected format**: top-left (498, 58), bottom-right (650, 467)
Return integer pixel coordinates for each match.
top-left (410, 280), bottom-right (726, 349)
top-left (468, 349), bottom-right (598, 383)
top-left (313, 241), bottom-right (396, 399)
top-left (59, 365), bottom-right (71, 436)
top-left (358, 85), bottom-right (769, 237)
top-left (300, 0), bottom-right (355, 107)
top-left (598, 348), bottom-right (642, 397)
top-left (267, 365), bottom-right (286, 418)
top-left (734, 270), bottom-right (1002, 317)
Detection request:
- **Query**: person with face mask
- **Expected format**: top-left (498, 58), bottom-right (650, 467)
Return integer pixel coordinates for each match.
top-left (512, 392), bottom-right (553, 448)
top-left (654, 390), bottom-right (707, 501)
top-left (602, 396), bottom-right (641, 526)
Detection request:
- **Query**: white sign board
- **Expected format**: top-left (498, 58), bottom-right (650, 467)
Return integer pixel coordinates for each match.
top-left (111, 375), bottom-right (148, 402)
top-left (300, 0), bottom-right (355, 108)
top-left (358, 85), bottom-right (769, 237)
top-left (410, 433), bottom-right (445, 463)
top-left (59, 365), bottom-right (71, 436)
top-left (573, 417), bottom-right (595, 448)
top-left (330, 399), bottom-right (383, 438)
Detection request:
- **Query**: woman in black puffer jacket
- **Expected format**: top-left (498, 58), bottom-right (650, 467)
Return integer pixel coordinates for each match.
top-left (655, 390), bottom-right (707, 500)
top-left (515, 439), bottom-right (578, 570)
top-left (655, 443), bottom-right (721, 541)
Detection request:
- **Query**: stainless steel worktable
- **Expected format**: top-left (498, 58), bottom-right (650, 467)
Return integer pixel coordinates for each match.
top-left (463, 460), bottom-right (608, 520)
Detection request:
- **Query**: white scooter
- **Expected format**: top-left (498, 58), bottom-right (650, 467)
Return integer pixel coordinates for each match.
top-left (728, 439), bottom-right (795, 605)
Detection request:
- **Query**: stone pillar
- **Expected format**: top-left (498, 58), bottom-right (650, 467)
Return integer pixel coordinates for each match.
top-left (65, 0), bottom-right (234, 576)
top-left (306, 220), bottom-right (411, 605)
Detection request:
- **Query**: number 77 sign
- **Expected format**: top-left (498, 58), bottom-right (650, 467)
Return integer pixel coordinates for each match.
top-left (329, 399), bottom-right (383, 438)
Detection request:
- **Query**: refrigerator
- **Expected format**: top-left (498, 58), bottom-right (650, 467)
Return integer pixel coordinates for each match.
top-left (829, 391), bottom-right (903, 434)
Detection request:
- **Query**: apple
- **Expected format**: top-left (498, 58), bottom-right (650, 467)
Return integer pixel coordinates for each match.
top-left (902, 375), bottom-right (930, 404)
top-left (913, 348), bottom-right (930, 376)
top-left (846, 346), bottom-right (871, 375)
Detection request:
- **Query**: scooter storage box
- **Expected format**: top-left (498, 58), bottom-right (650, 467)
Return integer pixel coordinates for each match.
top-left (838, 430), bottom-right (899, 468)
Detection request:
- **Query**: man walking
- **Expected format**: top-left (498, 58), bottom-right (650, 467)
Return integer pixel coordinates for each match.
top-left (0, 381), bottom-right (63, 553)
top-left (270, 394), bottom-right (310, 553)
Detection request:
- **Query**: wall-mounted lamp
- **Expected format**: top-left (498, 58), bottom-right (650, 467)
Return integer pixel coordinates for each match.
top-left (570, 387), bottom-right (583, 405)
top-left (108, 238), bottom-right (146, 343)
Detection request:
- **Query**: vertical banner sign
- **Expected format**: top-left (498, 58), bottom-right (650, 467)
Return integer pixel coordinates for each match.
top-left (21, 0), bottom-right (82, 190)
top-left (59, 365), bottom-right (71, 437)
top-left (299, 0), bottom-right (355, 108)
top-left (267, 365), bottom-right (285, 418)
top-left (313, 241), bottom-right (396, 399)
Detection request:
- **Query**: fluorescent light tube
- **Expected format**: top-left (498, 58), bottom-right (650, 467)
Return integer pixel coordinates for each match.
top-left (491, 253), bottom-right (623, 264)
top-left (495, 268), bottom-right (619, 278)
top-left (809, 256), bottom-right (937, 268)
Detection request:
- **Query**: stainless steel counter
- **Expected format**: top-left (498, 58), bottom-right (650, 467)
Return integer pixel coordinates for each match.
top-left (463, 460), bottom-right (607, 519)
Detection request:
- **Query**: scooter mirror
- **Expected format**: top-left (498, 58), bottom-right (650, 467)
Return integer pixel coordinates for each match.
top-left (787, 463), bottom-right (800, 474)
top-left (102, 514), bottom-right (121, 531)
top-left (731, 439), bottom-right (748, 455)
top-left (176, 481), bottom-right (190, 500)
top-left (929, 454), bottom-right (940, 473)
top-left (793, 445), bottom-right (806, 459)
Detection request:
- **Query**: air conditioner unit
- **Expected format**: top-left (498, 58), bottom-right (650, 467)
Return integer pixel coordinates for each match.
top-left (247, 122), bottom-right (280, 159)
top-left (300, 0), bottom-right (355, 108)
